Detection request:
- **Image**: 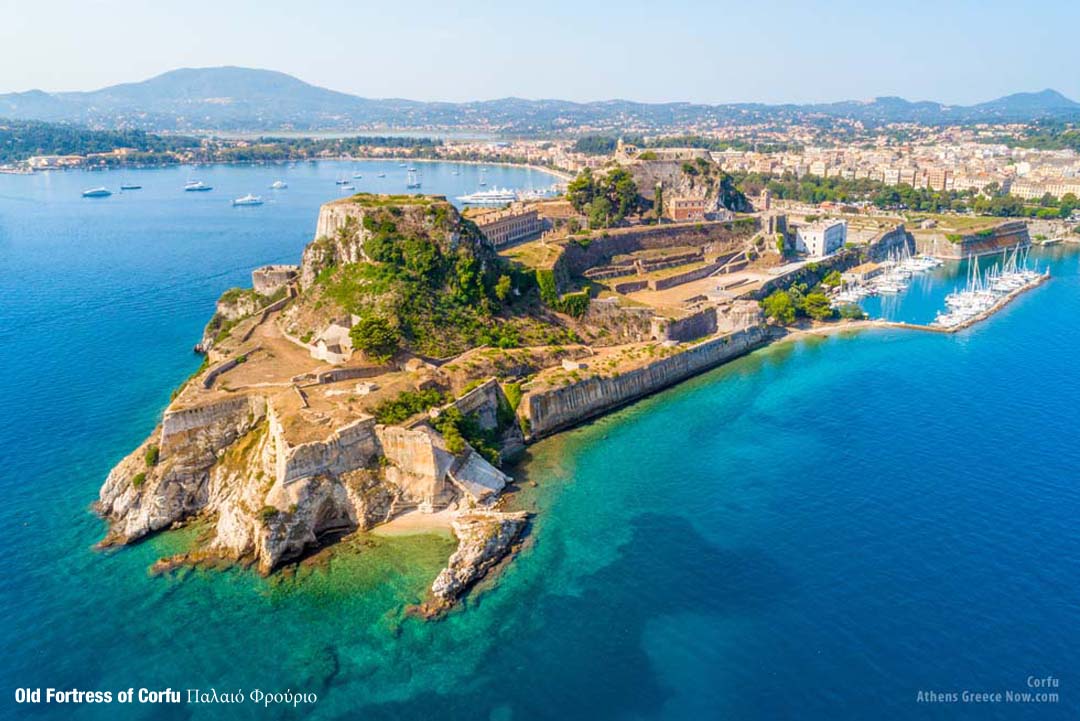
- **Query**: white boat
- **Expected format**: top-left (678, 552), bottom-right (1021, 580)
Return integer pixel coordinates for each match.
top-left (456, 187), bottom-right (517, 204)
top-left (269, 180), bottom-right (287, 189)
top-left (353, 173), bottom-right (363, 179)
top-left (184, 181), bottom-right (212, 192)
top-left (232, 194), bottom-right (263, 206)
top-left (119, 183), bottom-right (141, 190)
top-left (335, 178), bottom-right (350, 185)
top-left (82, 187), bottom-right (112, 198)
top-left (405, 169), bottom-right (422, 189)
top-left (376, 172), bottom-right (386, 178)
top-left (340, 184), bottom-right (355, 191)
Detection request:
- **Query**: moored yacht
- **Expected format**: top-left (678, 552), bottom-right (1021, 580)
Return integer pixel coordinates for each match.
top-left (184, 180), bottom-right (212, 192)
top-left (232, 193), bottom-right (264, 206)
top-left (82, 187), bottom-right (112, 198)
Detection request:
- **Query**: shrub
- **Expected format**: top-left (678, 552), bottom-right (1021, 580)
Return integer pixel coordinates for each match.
top-left (258, 506), bottom-right (280, 523)
top-left (372, 388), bottom-right (448, 425)
top-left (131, 472), bottom-right (146, 489)
top-left (144, 444), bottom-right (159, 467)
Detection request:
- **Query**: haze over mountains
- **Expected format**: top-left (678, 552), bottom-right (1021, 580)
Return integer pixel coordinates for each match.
top-left (1, 66), bottom-right (1078, 134)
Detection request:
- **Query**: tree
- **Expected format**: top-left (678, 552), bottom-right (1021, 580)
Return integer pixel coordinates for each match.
top-left (349, 314), bottom-right (399, 363)
top-left (588, 197), bottom-right (613, 229)
top-left (762, 290), bottom-right (796, 324)
top-left (801, 292), bottom-right (835, 321)
top-left (566, 168), bottom-right (596, 212)
top-left (821, 270), bottom-right (843, 288)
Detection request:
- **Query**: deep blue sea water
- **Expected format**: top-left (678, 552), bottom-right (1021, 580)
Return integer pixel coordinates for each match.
top-left (1, 166), bottom-right (1078, 720)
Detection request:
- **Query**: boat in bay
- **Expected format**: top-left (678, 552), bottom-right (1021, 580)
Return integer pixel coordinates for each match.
top-left (232, 194), bottom-right (264, 207)
top-left (184, 180), bottom-right (212, 192)
top-left (456, 187), bottom-right (517, 204)
top-left (269, 180), bottom-right (287, 189)
top-left (82, 187), bottom-right (112, 198)
top-left (406, 169), bottom-right (422, 189)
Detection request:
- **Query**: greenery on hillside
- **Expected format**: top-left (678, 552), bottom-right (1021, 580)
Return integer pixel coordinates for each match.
top-left (566, 167), bottom-right (641, 228)
top-left (0, 119), bottom-right (198, 163)
top-left (977, 121), bottom-right (1080, 153)
top-left (311, 203), bottom-right (556, 358)
top-left (734, 171), bottom-right (1079, 219)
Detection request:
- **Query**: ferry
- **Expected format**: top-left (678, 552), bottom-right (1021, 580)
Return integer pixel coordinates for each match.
top-left (82, 187), bottom-right (112, 198)
top-left (232, 194), bottom-right (264, 207)
top-left (456, 187), bottom-right (517, 204)
top-left (269, 180), bottom-right (287, 189)
top-left (184, 181), bottom-right (212, 192)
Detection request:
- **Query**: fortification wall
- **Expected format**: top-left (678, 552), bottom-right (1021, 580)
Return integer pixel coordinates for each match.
top-left (651, 307), bottom-right (717, 342)
top-left (521, 326), bottom-right (768, 438)
top-left (159, 395), bottom-right (266, 454)
top-left (866, 225), bottom-right (915, 262)
top-left (916, 221), bottom-right (1030, 259)
top-left (268, 406), bottom-right (379, 485)
top-left (582, 297), bottom-right (655, 343)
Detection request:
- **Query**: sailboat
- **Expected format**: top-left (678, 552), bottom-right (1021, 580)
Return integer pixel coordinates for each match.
top-left (406, 169), bottom-right (422, 189)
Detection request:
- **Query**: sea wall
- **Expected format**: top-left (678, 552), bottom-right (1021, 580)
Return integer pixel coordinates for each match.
top-left (917, 221), bottom-right (1030, 259)
top-left (521, 325), bottom-right (768, 438)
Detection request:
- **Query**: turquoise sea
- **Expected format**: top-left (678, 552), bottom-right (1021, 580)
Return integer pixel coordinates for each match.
top-left (1, 165), bottom-right (1078, 720)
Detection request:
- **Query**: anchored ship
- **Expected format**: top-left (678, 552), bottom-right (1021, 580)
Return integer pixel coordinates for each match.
top-left (456, 187), bottom-right (517, 204)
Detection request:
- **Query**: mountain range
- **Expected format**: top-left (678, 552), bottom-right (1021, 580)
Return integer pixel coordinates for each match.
top-left (1, 67), bottom-right (1078, 134)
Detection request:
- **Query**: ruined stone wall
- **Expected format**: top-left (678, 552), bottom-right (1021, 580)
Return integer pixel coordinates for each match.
top-left (521, 326), bottom-right (768, 438)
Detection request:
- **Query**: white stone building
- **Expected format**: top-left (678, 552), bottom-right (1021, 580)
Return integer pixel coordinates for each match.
top-left (795, 220), bottom-right (847, 259)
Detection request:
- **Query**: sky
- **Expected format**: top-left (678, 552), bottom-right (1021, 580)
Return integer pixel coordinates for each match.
top-left (1, 0), bottom-right (1077, 105)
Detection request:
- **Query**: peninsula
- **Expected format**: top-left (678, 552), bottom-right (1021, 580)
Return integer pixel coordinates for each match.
top-left (95, 157), bottom-right (1040, 614)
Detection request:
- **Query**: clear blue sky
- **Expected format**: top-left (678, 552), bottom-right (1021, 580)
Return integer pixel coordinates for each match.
top-left (1, 0), bottom-right (1077, 104)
